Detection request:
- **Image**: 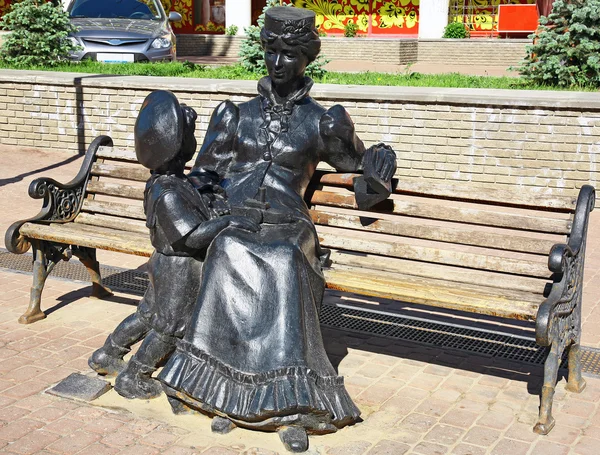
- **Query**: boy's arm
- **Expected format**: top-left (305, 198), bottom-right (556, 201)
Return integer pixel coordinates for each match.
top-left (155, 191), bottom-right (260, 254)
top-left (154, 190), bottom-right (205, 249)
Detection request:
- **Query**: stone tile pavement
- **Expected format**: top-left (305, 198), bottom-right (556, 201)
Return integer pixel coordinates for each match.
top-left (0, 146), bottom-right (599, 454)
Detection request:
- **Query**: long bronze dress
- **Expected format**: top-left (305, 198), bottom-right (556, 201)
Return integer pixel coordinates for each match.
top-left (158, 77), bottom-right (365, 432)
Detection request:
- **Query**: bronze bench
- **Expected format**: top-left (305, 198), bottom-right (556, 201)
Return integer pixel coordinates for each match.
top-left (5, 135), bottom-right (595, 435)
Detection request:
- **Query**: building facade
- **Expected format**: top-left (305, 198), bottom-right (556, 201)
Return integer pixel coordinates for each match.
top-left (178, 0), bottom-right (540, 38)
top-left (0, 0), bottom-right (542, 38)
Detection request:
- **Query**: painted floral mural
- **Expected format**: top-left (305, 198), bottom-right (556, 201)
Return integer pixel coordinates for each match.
top-left (290, 0), bottom-right (420, 36)
top-left (161, 0), bottom-right (193, 32)
top-left (0, 0), bottom-right (11, 19)
top-left (0, 0), bottom-right (223, 35)
top-left (160, 0), bottom-right (225, 33)
top-left (376, 0), bottom-right (419, 30)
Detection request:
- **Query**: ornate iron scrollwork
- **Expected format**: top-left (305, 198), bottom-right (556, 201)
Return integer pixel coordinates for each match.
top-left (29, 179), bottom-right (84, 222)
top-left (536, 185), bottom-right (595, 348)
top-left (4, 135), bottom-right (114, 255)
top-left (533, 185), bottom-right (594, 435)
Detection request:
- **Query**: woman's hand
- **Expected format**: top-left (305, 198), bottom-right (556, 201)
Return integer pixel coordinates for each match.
top-left (365, 143), bottom-right (397, 183)
top-left (354, 143), bottom-right (397, 210)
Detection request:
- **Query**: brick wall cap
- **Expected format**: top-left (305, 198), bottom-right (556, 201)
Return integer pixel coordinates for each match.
top-left (1, 69), bottom-right (599, 110)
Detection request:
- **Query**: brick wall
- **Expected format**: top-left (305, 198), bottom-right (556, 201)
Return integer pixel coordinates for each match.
top-left (416, 39), bottom-right (529, 67)
top-left (0, 70), bottom-right (598, 197)
top-left (176, 35), bottom-right (418, 65)
top-left (320, 38), bottom-right (418, 65)
top-left (176, 35), bottom-right (243, 58)
top-left (176, 35), bottom-right (526, 68)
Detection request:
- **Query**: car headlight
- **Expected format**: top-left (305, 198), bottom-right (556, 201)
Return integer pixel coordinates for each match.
top-left (68, 36), bottom-right (81, 47)
top-left (151, 37), bottom-right (171, 49)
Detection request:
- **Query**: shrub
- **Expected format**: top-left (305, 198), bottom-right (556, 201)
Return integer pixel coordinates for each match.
top-left (443, 22), bottom-right (470, 39)
top-left (0, 0), bottom-right (80, 67)
top-left (239, 1), bottom-right (328, 79)
top-left (239, 0), bottom-right (279, 73)
top-left (518, 0), bottom-right (600, 88)
top-left (225, 25), bottom-right (238, 36)
top-left (344, 21), bottom-right (358, 38)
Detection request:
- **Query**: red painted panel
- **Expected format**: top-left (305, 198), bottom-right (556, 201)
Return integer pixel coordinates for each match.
top-left (497, 4), bottom-right (538, 32)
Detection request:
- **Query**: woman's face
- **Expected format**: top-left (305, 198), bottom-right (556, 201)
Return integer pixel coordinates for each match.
top-left (264, 38), bottom-right (309, 88)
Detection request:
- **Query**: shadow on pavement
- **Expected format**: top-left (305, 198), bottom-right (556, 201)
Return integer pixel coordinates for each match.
top-left (0, 154), bottom-right (82, 188)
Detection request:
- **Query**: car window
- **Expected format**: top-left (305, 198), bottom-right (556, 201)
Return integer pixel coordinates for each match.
top-left (70, 0), bottom-right (163, 20)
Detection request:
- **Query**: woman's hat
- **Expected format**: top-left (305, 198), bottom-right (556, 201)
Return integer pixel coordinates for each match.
top-left (264, 6), bottom-right (316, 36)
top-left (134, 90), bottom-right (183, 170)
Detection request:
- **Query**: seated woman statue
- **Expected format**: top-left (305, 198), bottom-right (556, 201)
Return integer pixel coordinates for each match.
top-left (158, 6), bottom-right (397, 453)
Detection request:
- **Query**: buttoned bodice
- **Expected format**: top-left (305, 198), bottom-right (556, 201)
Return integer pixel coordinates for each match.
top-left (192, 77), bottom-right (365, 222)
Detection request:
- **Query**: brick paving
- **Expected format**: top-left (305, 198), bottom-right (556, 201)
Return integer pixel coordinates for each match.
top-left (0, 146), bottom-right (599, 454)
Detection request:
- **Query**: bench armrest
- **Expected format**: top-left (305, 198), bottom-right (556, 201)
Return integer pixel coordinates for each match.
top-left (535, 185), bottom-right (595, 346)
top-left (4, 135), bottom-right (114, 254)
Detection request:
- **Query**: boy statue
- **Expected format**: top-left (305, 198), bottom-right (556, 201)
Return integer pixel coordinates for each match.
top-left (88, 90), bottom-right (259, 399)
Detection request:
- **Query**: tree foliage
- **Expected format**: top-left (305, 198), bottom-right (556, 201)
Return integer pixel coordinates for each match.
top-left (518, 0), bottom-right (600, 88)
top-left (239, 0), bottom-right (328, 80)
top-left (0, 0), bottom-right (80, 67)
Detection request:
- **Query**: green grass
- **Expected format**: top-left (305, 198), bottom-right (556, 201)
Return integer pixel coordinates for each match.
top-left (0, 60), bottom-right (595, 91)
top-left (0, 60), bottom-right (260, 80)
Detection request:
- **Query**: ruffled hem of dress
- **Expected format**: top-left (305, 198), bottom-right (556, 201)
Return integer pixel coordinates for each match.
top-left (157, 344), bottom-right (361, 428)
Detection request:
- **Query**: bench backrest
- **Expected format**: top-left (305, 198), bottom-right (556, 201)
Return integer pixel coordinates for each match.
top-left (77, 146), bottom-right (152, 255)
top-left (80, 146), bottom-right (576, 298)
top-left (309, 171), bottom-right (575, 298)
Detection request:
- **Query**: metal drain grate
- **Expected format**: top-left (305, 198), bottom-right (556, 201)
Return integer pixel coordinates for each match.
top-left (319, 304), bottom-right (552, 366)
top-left (1, 248), bottom-right (599, 376)
top-left (581, 347), bottom-right (600, 377)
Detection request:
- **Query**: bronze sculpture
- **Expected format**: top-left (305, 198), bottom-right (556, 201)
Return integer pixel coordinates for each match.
top-left (88, 6), bottom-right (396, 453)
top-left (157, 6), bottom-right (396, 453)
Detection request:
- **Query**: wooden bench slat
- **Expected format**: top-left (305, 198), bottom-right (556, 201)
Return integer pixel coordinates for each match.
top-left (91, 163), bottom-right (150, 182)
top-left (97, 146), bottom-right (138, 162)
top-left (311, 210), bottom-right (557, 255)
top-left (328, 249), bottom-right (548, 294)
top-left (20, 222), bottom-right (153, 256)
top-left (81, 200), bottom-right (146, 220)
top-left (317, 229), bottom-right (550, 278)
top-left (96, 148), bottom-right (576, 211)
top-left (310, 190), bottom-right (571, 234)
top-left (323, 265), bottom-right (540, 321)
top-left (75, 213), bottom-right (149, 235)
top-left (20, 222), bottom-right (542, 322)
top-left (86, 181), bottom-right (145, 200)
top-left (317, 173), bottom-right (577, 211)
top-left (96, 147), bottom-right (194, 170)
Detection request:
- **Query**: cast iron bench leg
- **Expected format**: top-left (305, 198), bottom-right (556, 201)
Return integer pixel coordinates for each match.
top-left (566, 342), bottom-right (586, 393)
top-left (19, 241), bottom-right (69, 324)
top-left (72, 246), bottom-right (113, 299)
top-left (534, 343), bottom-right (559, 435)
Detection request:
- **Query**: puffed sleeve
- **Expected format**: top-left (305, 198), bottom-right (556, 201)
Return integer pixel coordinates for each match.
top-left (319, 104), bottom-right (365, 172)
top-left (190, 100), bottom-right (239, 186)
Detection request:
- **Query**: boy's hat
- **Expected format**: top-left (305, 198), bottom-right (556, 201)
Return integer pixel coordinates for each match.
top-left (264, 6), bottom-right (316, 36)
top-left (135, 90), bottom-right (183, 170)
